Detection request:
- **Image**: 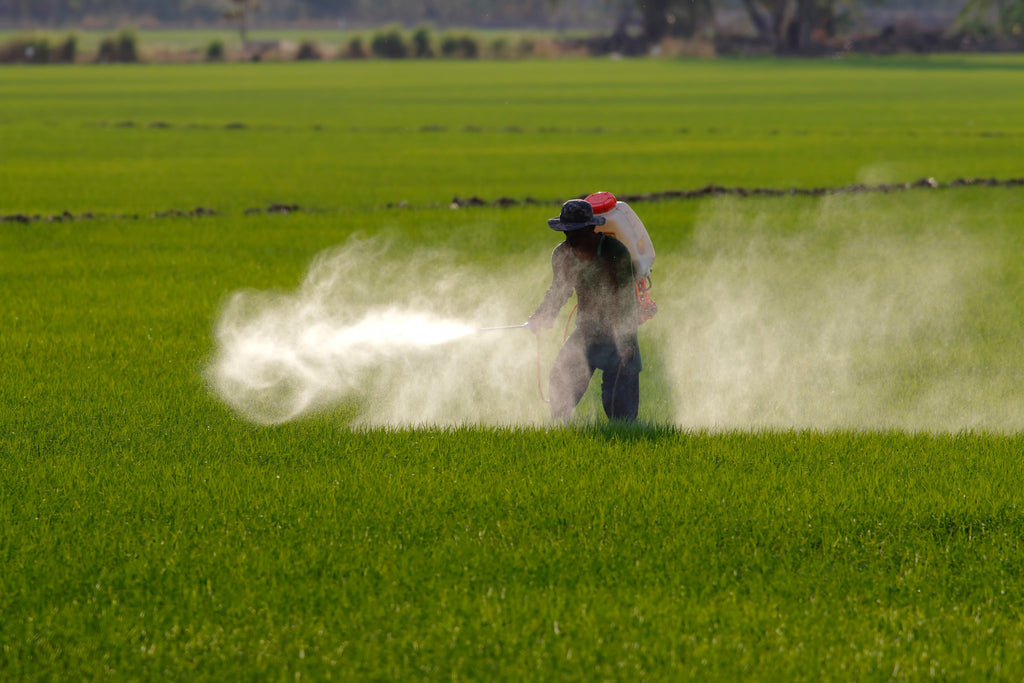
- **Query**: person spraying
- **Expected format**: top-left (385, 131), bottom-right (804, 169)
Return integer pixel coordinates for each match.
top-left (527, 195), bottom-right (654, 422)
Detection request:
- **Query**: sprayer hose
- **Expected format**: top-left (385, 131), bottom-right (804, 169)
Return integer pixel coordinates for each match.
top-left (535, 332), bottom-right (549, 404)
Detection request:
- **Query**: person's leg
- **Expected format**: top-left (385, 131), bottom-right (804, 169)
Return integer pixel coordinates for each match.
top-left (602, 363), bottom-right (639, 421)
top-left (548, 333), bottom-right (593, 422)
top-left (593, 339), bottom-right (640, 421)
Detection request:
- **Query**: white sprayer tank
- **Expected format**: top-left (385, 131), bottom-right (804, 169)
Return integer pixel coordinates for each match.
top-left (585, 192), bottom-right (655, 280)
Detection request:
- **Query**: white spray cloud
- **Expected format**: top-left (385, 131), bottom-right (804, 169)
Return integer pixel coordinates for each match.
top-left (649, 194), bottom-right (1023, 432)
top-left (209, 196), bottom-right (1021, 432)
top-left (207, 238), bottom-right (550, 427)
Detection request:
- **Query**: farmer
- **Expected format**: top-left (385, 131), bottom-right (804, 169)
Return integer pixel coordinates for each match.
top-left (527, 198), bottom-right (641, 422)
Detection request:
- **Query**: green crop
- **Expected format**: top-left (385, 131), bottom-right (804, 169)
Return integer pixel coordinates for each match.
top-left (1, 57), bottom-right (1022, 215)
top-left (2, 56), bottom-right (1024, 680)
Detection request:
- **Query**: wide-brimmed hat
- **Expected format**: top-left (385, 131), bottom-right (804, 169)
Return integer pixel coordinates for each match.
top-left (548, 199), bottom-right (607, 232)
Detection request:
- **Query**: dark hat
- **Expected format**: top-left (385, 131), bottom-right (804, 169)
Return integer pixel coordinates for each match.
top-left (547, 199), bottom-right (607, 232)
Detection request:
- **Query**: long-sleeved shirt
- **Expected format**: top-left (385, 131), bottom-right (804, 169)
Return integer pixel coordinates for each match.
top-left (532, 234), bottom-right (639, 348)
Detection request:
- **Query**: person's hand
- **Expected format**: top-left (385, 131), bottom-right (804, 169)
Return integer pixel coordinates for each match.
top-left (526, 315), bottom-right (548, 333)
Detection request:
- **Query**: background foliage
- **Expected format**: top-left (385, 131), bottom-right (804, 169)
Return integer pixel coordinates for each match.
top-left (0, 0), bottom-right (1014, 36)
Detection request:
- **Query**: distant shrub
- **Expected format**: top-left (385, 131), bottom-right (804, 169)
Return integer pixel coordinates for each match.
top-left (440, 34), bottom-right (479, 59)
top-left (53, 34), bottom-right (76, 63)
top-left (412, 26), bottom-right (433, 58)
top-left (205, 39), bottom-right (224, 62)
top-left (297, 40), bottom-right (321, 61)
top-left (0, 35), bottom-right (50, 64)
top-left (30, 37), bottom-right (51, 62)
top-left (460, 35), bottom-right (479, 58)
top-left (118, 30), bottom-right (139, 62)
top-left (0, 34), bottom-right (78, 64)
top-left (344, 36), bottom-right (366, 59)
top-left (96, 36), bottom-right (117, 62)
top-left (490, 37), bottom-right (509, 59)
top-left (439, 35), bottom-right (459, 58)
top-left (371, 25), bottom-right (407, 59)
top-left (97, 30), bottom-right (139, 63)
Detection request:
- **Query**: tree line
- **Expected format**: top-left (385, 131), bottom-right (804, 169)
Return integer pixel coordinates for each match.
top-left (611, 0), bottom-right (1020, 52)
top-left (1, 1), bottom-right (1021, 55)
top-left (0, 0), bottom-right (569, 27)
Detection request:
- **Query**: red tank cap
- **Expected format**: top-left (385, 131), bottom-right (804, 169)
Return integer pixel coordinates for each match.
top-left (585, 191), bottom-right (617, 214)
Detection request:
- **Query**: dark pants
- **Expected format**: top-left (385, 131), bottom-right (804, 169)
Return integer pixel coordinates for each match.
top-left (549, 330), bottom-right (641, 422)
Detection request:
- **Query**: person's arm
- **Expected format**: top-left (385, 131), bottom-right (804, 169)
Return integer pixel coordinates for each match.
top-left (528, 245), bottom-right (572, 330)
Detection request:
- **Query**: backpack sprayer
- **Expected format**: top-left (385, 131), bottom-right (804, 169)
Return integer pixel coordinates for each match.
top-left (585, 191), bottom-right (658, 324)
top-left (477, 192), bottom-right (657, 402)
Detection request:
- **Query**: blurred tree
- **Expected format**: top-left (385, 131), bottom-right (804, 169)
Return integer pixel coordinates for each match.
top-left (741, 0), bottom-right (881, 52)
top-left (638, 0), bottom-right (715, 40)
top-left (959, 0), bottom-right (1024, 35)
top-left (554, 0), bottom-right (714, 41)
top-left (223, 0), bottom-right (260, 44)
top-left (291, 0), bottom-right (353, 19)
top-left (411, 25), bottom-right (434, 58)
top-left (0, 0), bottom-right (972, 42)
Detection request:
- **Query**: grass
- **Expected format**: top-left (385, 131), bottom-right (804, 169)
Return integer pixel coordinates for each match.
top-left (2, 56), bottom-right (1024, 679)
top-left (1, 58), bottom-right (1022, 214)
top-left (5, 427), bottom-right (1024, 678)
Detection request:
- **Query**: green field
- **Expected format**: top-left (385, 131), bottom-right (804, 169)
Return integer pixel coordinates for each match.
top-left (3, 57), bottom-right (1024, 679)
